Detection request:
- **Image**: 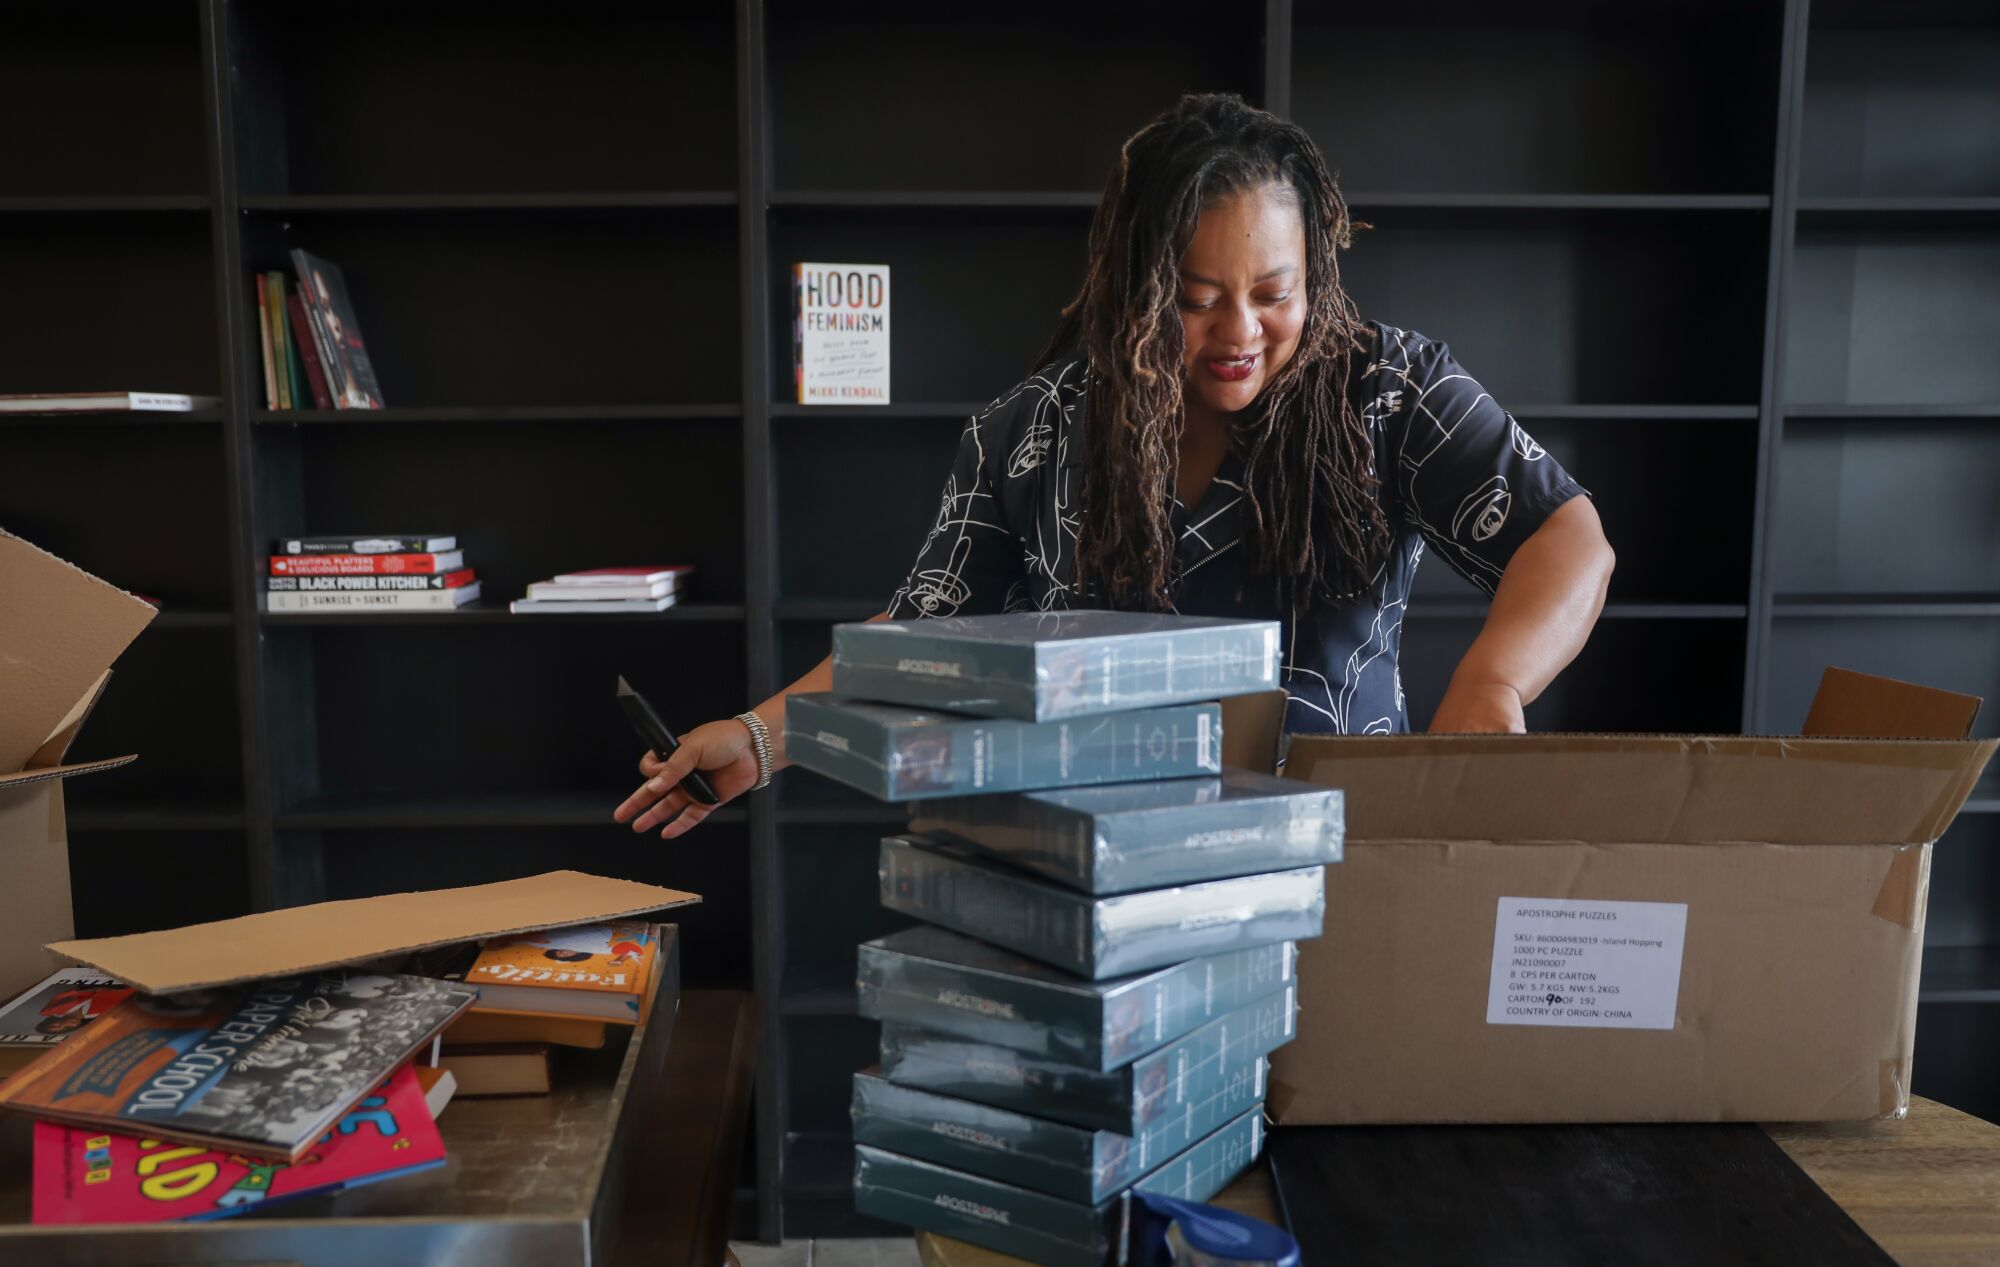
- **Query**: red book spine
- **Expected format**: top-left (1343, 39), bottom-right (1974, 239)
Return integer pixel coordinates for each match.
top-left (287, 293), bottom-right (334, 409)
top-left (270, 552), bottom-right (455, 576)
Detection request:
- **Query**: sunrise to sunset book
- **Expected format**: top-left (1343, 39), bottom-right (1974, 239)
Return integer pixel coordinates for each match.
top-left (464, 921), bottom-right (658, 1023)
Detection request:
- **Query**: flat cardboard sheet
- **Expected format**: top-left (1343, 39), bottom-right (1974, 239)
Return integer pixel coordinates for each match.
top-left (48, 870), bottom-right (701, 994)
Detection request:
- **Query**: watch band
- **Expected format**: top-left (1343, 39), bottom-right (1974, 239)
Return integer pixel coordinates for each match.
top-left (735, 710), bottom-right (774, 791)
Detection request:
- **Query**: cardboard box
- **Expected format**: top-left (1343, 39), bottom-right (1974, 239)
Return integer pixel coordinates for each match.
top-left (0, 531), bottom-right (157, 999)
top-left (1270, 668), bottom-right (1996, 1124)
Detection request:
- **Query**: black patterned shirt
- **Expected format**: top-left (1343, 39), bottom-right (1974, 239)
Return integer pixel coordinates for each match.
top-left (885, 322), bottom-right (1589, 735)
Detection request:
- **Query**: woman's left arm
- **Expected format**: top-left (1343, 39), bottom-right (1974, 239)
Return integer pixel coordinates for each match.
top-left (1430, 496), bottom-right (1615, 733)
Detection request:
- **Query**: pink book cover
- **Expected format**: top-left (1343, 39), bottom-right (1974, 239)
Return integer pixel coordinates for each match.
top-left (32, 1063), bottom-right (445, 1224)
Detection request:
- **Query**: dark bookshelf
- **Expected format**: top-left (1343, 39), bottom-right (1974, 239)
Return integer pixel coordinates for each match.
top-left (5, 0), bottom-right (1997, 1240)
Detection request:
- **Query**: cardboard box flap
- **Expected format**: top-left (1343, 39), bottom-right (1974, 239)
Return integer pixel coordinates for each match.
top-left (28, 670), bottom-right (112, 770)
top-left (0, 754), bottom-right (139, 793)
top-left (0, 530), bottom-right (155, 775)
top-left (1803, 667), bottom-right (1980, 740)
top-left (1282, 732), bottom-right (1996, 847)
top-left (47, 869), bottom-right (701, 994)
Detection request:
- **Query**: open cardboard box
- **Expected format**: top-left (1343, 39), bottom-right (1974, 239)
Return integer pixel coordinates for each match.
top-left (1229, 668), bottom-right (1995, 1125)
top-left (0, 531), bottom-right (157, 1000)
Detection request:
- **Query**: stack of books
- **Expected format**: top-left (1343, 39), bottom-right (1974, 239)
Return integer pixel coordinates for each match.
top-left (784, 612), bottom-right (1340, 1265)
top-left (0, 966), bottom-right (472, 1225)
top-left (421, 920), bottom-right (664, 1096)
top-left (268, 533), bottom-right (480, 614)
top-left (508, 566), bottom-right (691, 615)
top-left (254, 249), bottom-right (386, 411)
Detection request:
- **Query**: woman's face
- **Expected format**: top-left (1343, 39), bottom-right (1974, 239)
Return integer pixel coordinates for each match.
top-left (1177, 184), bottom-right (1307, 418)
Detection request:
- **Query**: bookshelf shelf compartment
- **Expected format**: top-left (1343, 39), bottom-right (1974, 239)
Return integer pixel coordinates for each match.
top-left (253, 404), bottom-right (741, 425)
top-left (241, 192), bottom-right (736, 214)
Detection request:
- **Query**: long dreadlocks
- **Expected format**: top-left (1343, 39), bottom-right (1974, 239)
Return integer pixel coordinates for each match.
top-left (1037, 92), bottom-right (1390, 613)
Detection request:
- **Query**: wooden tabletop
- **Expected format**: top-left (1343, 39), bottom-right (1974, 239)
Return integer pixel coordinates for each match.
top-left (917, 1097), bottom-right (2000, 1266)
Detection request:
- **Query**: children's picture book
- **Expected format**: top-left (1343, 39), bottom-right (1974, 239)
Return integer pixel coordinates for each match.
top-left (0, 970), bottom-right (475, 1162)
top-left (465, 921), bottom-right (657, 1023)
top-left (32, 1062), bottom-right (445, 1224)
top-left (0, 968), bottom-right (134, 1077)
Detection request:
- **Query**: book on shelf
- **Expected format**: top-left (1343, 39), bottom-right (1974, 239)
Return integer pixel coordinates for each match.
top-left (286, 290), bottom-right (334, 409)
top-left (508, 594), bottom-right (677, 614)
top-left (0, 967), bottom-right (134, 1078)
top-left (525, 577), bottom-right (679, 601)
top-left (794, 261), bottom-right (890, 404)
top-left (268, 584), bottom-right (482, 612)
top-left (268, 568), bottom-right (477, 593)
top-left (292, 248), bottom-right (386, 410)
top-left (0, 392), bottom-right (218, 414)
top-left (256, 277), bottom-right (278, 410)
top-left (271, 550), bottom-right (464, 576)
top-left (437, 1043), bottom-right (554, 1097)
top-left (550, 566), bottom-right (690, 587)
top-left (464, 921), bottom-right (658, 1024)
top-left (275, 534), bottom-right (458, 555)
top-left (31, 1062), bottom-right (446, 1225)
top-left (267, 272), bottom-right (293, 411)
top-left (0, 970), bottom-right (475, 1163)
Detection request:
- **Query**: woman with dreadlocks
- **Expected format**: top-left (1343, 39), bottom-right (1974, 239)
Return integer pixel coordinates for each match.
top-left (616, 92), bottom-right (1613, 840)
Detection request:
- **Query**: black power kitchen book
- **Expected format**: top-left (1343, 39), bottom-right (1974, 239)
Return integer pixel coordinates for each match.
top-left (852, 1105), bottom-right (1265, 1267)
top-left (0, 971), bottom-right (475, 1162)
top-left (877, 984), bottom-right (1298, 1135)
top-left (909, 768), bottom-right (1345, 894)
top-left (856, 926), bottom-right (1297, 1071)
top-left (878, 834), bottom-right (1325, 979)
top-left (851, 1056), bottom-right (1266, 1203)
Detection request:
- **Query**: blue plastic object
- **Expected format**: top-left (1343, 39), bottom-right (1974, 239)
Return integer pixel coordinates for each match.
top-left (1131, 1192), bottom-right (1301, 1266)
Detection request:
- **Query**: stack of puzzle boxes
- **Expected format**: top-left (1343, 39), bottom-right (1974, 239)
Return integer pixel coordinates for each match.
top-left (783, 612), bottom-right (1343, 1266)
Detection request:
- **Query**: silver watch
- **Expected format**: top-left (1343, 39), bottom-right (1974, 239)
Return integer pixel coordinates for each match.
top-left (735, 710), bottom-right (774, 791)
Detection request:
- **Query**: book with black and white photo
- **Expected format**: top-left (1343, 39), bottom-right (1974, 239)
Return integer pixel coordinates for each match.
top-left (0, 392), bottom-right (219, 415)
top-left (268, 584), bottom-right (481, 613)
top-left (269, 568), bottom-right (477, 592)
top-left (0, 970), bottom-right (475, 1163)
top-left (274, 534), bottom-right (457, 555)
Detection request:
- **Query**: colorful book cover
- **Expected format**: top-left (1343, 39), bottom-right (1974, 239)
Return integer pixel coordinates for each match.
top-left (0, 971), bottom-right (475, 1161)
top-left (0, 968), bottom-right (134, 1052)
top-left (286, 290), bottom-right (334, 408)
top-left (32, 1062), bottom-right (445, 1224)
top-left (291, 248), bottom-right (386, 409)
top-left (466, 921), bottom-right (656, 1022)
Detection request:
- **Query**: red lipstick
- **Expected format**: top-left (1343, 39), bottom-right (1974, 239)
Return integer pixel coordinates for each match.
top-left (1206, 352), bottom-right (1259, 383)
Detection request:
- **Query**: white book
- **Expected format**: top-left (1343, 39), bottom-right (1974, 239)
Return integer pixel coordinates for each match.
top-left (0, 391), bottom-right (218, 414)
top-left (549, 566), bottom-right (690, 586)
top-left (793, 262), bottom-right (890, 405)
top-left (525, 578), bottom-right (675, 601)
top-left (509, 594), bottom-right (678, 614)
top-left (268, 582), bottom-right (482, 612)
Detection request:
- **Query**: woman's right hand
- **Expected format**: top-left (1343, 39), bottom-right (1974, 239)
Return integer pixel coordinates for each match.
top-left (612, 718), bottom-right (763, 839)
